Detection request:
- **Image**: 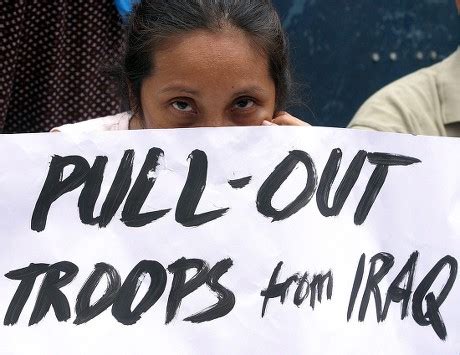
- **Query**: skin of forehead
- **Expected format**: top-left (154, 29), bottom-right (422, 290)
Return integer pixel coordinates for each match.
top-left (153, 28), bottom-right (271, 86)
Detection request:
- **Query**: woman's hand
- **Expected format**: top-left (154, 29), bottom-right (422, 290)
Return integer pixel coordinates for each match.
top-left (262, 111), bottom-right (310, 126)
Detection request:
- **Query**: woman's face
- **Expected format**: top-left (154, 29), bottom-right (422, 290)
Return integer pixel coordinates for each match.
top-left (134, 28), bottom-right (277, 129)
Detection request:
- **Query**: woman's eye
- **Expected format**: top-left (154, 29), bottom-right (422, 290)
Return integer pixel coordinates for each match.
top-left (172, 101), bottom-right (193, 112)
top-left (234, 98), bottom-right (254, 109)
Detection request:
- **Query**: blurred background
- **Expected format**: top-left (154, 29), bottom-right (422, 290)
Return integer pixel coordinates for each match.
top-left (274, 0), bottom-right (459, 127)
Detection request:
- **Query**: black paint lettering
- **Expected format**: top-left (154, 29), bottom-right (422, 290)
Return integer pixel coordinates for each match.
top-left (175, 150), bottom-right (229, 227)
top-left (358, 253), bottom-right (394, 322)
top-left (316, 149), bottom-right (367, 217)
top-left (412, 256), bottom-right (457, 340)
top-left (260, 262), bottom-right (299, 317)
top-left (4, 263), bottom-right (49, 325)
top-left (294, 272), bottom-right (310, 306)
top-left (112, 260), bottom-right (166, 325)
top-left (97, 150), bottom-right (134, 228)
top-left (166, 258), bottom-right (209, 324)
top-left (347, 253), bottom-right (366, 321)
top-left (381, 251), bottom-right (418, 321)
top-left (309, 271), bottom-right (333, 309)
top-left (77, 150), bottom-right (134, 228)
top-left (78, 156), bottom-right (108, 225)
top-left (366, 153), bottom-right (421, 166)
top-left (184, 258), bottom-right (235, 323)
top-left (29, 261), bottom-right (78, 325)
top-left (121, 148), bottom-right (171, 227)
top-left (354, 153), bottom-right (421, 225)
top-left (31, 155), bottom-right (90, 232)
top-left (257, 150), bottom-right (317, 222)
top-left (74, 263), bottom-right (121, 325)
top-left (293, 271), bottom-right (333, 309)
top-left (228, 176), bottom-right (252, 189)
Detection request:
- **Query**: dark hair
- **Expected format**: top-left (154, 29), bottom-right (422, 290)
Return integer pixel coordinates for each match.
top-left (114, 0), bottom-right (292, 116)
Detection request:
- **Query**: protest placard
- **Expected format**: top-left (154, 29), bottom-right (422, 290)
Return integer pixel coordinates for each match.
top-left (0, 127), bottom-right (458, 354)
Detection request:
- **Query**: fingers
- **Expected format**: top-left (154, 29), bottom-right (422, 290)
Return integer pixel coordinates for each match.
top-left (261, 112), bottom-right (310, 126)
top-left (271, 112), bottom-right (310, 126)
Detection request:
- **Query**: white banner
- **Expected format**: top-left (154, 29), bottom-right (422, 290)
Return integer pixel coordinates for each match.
top-left (0, 127), bottom-right (459, 354)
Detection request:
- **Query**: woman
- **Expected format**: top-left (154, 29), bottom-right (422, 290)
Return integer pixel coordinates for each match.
top-left (53, 0), bottom-right (308, 132)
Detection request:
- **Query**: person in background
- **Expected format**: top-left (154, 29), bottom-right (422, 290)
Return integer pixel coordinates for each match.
top-left (1, 1), bottom-right (124, 133)
top-left (348, 0), bottom-right (460, 137)
top-left (53, 0), bottom-right (307, 132)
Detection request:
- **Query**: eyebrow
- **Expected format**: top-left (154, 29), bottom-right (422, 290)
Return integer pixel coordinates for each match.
top-left (232, 86), bottom-right (268, 98)
top-left (159, 85), bottom-right (200, 96)
top-left (158, 85), bottom-right (268, 97)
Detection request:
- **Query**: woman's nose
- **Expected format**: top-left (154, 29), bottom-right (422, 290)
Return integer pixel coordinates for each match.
top-left (198, 114), bottom-right (235, 127)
